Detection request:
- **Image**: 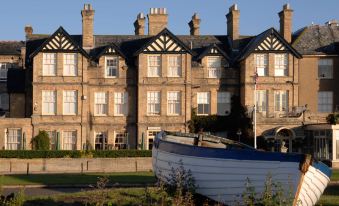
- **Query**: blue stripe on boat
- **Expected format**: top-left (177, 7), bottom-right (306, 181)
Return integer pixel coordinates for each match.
top-left (156, 137), bottom-right (304, 163)
top-left (312, 162), bottom-right (332, 178)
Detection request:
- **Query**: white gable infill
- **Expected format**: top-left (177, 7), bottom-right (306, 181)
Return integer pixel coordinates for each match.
top-left (255, 34), bottom-right (286, 51)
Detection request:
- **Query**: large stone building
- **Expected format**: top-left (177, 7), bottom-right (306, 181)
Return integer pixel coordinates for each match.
top-left (0, 3), bottom-right (338, 165)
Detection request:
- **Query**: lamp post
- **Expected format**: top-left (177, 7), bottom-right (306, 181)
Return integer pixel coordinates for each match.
top-left (237, 129), bottom-right (242, 142)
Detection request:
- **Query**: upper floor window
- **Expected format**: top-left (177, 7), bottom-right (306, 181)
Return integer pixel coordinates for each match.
top-left (318, 91), bottom-right (333, 113)
top-left (255, 54), bottom-right (268, 76)
top-left (318, 59), bottom-right (333, 79)
top-left (42, 90), bottom-right (56, 115)
top-left (197, 92), bottom-right (210, 115)
top-left (43, 53), bottom-right (56, 76)
top-left (168, 56), bottom-right (181, 77)
top-left (148, 56), bottom-right (161, 77)
top-left (105, 56), bottom-right (118, 78)
top-left (63, 53), bottom-right (77, 76)
top-left (167, 91), bottom-right (181, 115)
top-left (217, 92), bottom-right (231, 115)
top-left (274, 90), bottom-right (288, 112)
top-left (274, 54), bottom-right (288, 76)
top-left (0, 93), bottom-right (9, 111)
top-left (0, 63), bottom-right (10, 80)
top-left (114, 92), bottom-right (128, 116)
top-left (94, 92), bottom-right (107, 115)
top-left (147, 91), bottom-right (160, 115)
top-left (63, 90), bottom-right (77, 115)
top-left (256, 90), bottom-right (267, 112)
top-left (207, 56), bottom-right (222, 78)
top-left (5, 128), bottom-right (22, 150)
top-left (63, 131), bottom-right (77, 150)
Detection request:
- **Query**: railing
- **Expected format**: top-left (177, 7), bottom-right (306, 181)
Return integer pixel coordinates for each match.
top-left (246, 106), bottom-right (305, 118)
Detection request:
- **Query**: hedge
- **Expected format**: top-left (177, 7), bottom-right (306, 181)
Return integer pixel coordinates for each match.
top-left (0, 150), bottom-right (152, 159)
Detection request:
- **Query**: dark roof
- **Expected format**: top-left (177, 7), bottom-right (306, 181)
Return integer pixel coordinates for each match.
top-left (7, 68), bottom-right (26, 93)
top-left (237, 28), bottom-right (302, 60)
top-left (0, 41), bottom-right (24, 55)
top-left (195, 43), bottom-right (231, 62)
top-left (292, 25), bottom-right (339, 55)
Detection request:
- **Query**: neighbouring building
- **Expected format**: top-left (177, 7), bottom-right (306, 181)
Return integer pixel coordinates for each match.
top-left (0, 4), bottom-right (338, 167)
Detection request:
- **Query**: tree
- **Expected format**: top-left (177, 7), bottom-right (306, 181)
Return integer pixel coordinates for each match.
top-left (31, 130), bottom-right (50, 150)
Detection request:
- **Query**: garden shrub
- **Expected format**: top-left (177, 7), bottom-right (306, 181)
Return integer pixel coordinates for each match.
top-left (31, 131), bottom-right (50, 150)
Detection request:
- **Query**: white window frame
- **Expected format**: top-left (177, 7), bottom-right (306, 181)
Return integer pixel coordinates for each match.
top-left (94, 92), bottom-right (108, 116)
top-left (274, 90), bottom-right (288, 112)
top-left (147, 91), bottom-right (161, 115)
top-left (147, 55), bottom-right (161, 77)
top-left (42, 53), bottom-right (56, 76)
top-left (197, 92), bottom-right (210, 115)
top-left (318, 59), bottom-right (333, 79)
top-left (255, 54), bottom-right (268, 76)
top-left (114, 92), bottom-right (128, 116)
top-left (5, 128), bottom-right (22, 150)
top-left (63, 53), bottom-right (77, 76)
top-left (63, 131), bottom-right (77, 150)
top-left (207, 56), bottom-right (222, 78)
top-left (318, 91), bottom-right (333, 113)
top-left (256, 90), bottom-right (267, 112)
top-left (217, 92), bottom-right (231, 116)
top-left (95, 131), bottom-right (108, 150)
top-left (105, 56), bottom-right (119, 78)
top-left (63, 90), bottom-right (77, 115)
top-left (274, 54), bottom-right (288, 76)
top-left (0, 63), bottom-right (10, 80)
top-left (114, 132), bottom-right (127, 150)
top-left (0, 93), bottom-right (9, 111)
top-left (168, 55), bottom-right (181, 77)
top-left (42, 91), bottom-right (56, 115)
top-left (167, 91), bottom-right (181, 115)
top-left (46, 130), bottom-right (57, 150)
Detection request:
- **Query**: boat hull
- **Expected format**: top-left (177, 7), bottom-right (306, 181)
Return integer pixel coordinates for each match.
top-left (152, 135), bottom-right (331, 206)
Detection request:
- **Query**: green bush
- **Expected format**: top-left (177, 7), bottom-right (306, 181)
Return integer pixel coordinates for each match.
top-left (326, 113), bottom-right (339, 125)
top-left (31, 131), bottom-right (50, 150)
top-left (0, 150), bottom-right (152, 159)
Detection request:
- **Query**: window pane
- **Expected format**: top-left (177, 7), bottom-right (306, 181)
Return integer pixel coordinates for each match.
top-left (217, 92), bottom-right (231, 115)
top-left (168, 56), bottom-right (181, 77)
top-left (42, 91), bottom-right (56, 115)
top-left (207, 57), bottom-right (222, 78)
top-left (63, 131), bottom-right (76, 150)
top-left (255, 54), bottom-right (268, 76)
top-left (256, 90), bottom-right (267, 112)
top-left (43, 53), bottom-right (56, 76)
top-left (63, 91), bottom-right (77, 114)
top-left (197, 92), bottom-right (210, 115)
top-left (63, 53), bottom-right (77, 76)
top-left (115, 132), bottom-right (127, 149)
top-left (114, 92), bottom-right (128, 116)
top-left (0, 93), bottom-right (9, 110)
top-left (318, 59), bottom-right (333, 79)
top-left (95, 92), bottom-right (107, 115)
top-left (318, 91), bottom-right (333, 113)
top-left (106, 56), bottom-right (118, 77)
top-left (0, 63), bottom-right (10, 80)
top-left (167, 91), bottom-right (181, 115)
top-left (274, 54), bottom-right (288, 76)
top-left (147, 91), bottom-right (160, 115)
top-left (274, 91), bottom-right (288, 112)
top-left (6, 129), bottom-right (22, 150)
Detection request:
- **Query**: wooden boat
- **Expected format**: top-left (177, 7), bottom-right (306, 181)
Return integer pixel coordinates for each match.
top-left (152, 131), bottom-right (331, 206)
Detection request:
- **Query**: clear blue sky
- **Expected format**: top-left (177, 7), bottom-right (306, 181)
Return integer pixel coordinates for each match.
top-left (1, 0), bottom-right (338, 40)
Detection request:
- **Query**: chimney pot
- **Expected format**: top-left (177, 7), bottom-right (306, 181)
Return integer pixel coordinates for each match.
top-left (226, 4), bottom-right (240, 49)
top-left (188, 13), bottom-right (201, 35)
top-left (134, 12), bottom-right (146, 35)
top-left (24, 25), bottom-right (33, 38)
top-left (81, 4), bottom-right (95, 49)
top-left (278, 4), bottom-right (293, 43)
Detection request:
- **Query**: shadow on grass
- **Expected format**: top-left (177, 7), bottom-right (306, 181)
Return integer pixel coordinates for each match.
top-left (324, 185), bottom-right (339, 196)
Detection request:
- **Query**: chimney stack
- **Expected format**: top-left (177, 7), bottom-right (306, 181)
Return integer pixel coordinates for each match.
top-left (81, 4), bottom-right (95, 49)
top-left (147, 8), bottom-right (168, 35)
top-left (134, 13), bottom-right (146, 35)
top-left (226, 4), bottom-right (240, 49)
top-left (24, 25), bottom-right (33, 39)
top-left (188, 13), bottom-right (201, 35)
top-left (278, 4), bottom-right (293, 43)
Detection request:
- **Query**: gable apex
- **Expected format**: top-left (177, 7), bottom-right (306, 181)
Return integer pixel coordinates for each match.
top-left (134, 28), bottom-right (193, 55)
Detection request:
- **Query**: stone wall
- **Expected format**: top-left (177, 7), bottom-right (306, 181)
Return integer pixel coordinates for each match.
top-left (0, 157), bottom-right (152, 174)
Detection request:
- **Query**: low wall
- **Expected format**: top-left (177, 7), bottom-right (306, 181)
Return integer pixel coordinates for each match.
top-left (0, 157), bottom-right (152, 174)
top-left (332, 160), bottom-right (339, 169)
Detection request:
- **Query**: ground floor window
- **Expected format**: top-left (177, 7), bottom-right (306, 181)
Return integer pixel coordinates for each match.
top-left (147, 130), bottom-right (160, 150)
top-left (115, 132), bottom-right (127, 149)
top-left (47, 130), bottom-right (57, 150)
top-left (63, 131), bottom-right (76, 150)
top-left (95, 132), bottom-right (107, 150)
top-left (313, 130), bottom-right (332, 160)
top-left (6, 128), bottom-right (22, 150)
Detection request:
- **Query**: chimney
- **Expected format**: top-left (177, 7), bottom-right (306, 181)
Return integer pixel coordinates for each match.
top-left (325, 19), bottom-right (339, 27)
top-left (188, 13), bottom-right (201, 35)
top-left (24, 25), bottom-right (33, 39)
top-left (226, 4), bottom-right (240, 49)
top-left (147, 8), bottom-right (168, 35)
top-left (134, 13), bottom-right (146, 35)
top-left (278, 4), bottom-right (293, 43)
top-left (81, 4), bottom-right (95, 49)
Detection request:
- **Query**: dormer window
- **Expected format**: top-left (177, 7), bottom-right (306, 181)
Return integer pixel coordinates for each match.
top-left (63, 53), bottom-right (77, 76)
top-left (105, 56), bottom-right (118, 78)
top-left (148, 55), bottom-right (161, 77)
top-left (318, 59), bottom-right (333, 79)
top-left (42, 53), bottom-right (56, 76)
top-left (0, 63), bottom-right (10, 81)
top-left (207, 56), bottom-right (222, 78)
top-left (255, 54), bottom-right (268, 76)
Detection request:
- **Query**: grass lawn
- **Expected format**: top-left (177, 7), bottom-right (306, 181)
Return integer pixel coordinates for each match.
top-left (330, 169), bottom-right (339, 181)
top-left (0, 172), bottom-right (156, 186)
top-left (317, 185), bottom-right (339, 206)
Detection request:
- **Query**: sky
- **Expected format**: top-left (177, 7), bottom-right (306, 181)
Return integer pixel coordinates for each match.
top-left (0, 0), bottom-right (338, 40)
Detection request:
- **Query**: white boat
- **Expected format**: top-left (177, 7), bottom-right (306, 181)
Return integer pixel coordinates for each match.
top-left (152, 131), bottom-right (331, 206)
